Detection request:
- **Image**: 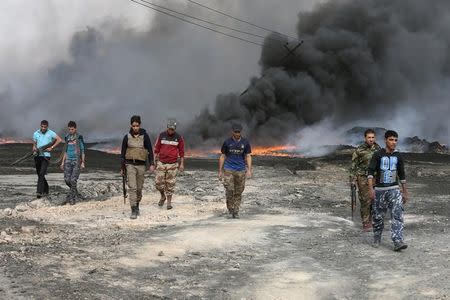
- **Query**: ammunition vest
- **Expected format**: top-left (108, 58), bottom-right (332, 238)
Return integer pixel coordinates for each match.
top-left (125, 133), bottom-right (148, 162)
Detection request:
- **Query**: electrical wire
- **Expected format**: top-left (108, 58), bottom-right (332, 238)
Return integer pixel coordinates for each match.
top-left (184, 0), bottom-right (299, 41)
top-left (130, 0), bottom-right (264, 46)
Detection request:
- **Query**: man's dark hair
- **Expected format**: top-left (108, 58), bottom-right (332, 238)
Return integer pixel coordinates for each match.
top-left (364, 128), bottom-right (375, 137)
top-left (130, 115), bottom-right (141, 125)
top-left (385, 130), bottom-right (398, 139)
top-left (67, 121), bottom-right (77, 128)
top-left (40, 120), bottom-right (49, 126)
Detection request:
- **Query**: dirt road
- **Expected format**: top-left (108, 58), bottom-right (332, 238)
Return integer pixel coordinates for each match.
top-left (1, 153), bottom-right (449, 299)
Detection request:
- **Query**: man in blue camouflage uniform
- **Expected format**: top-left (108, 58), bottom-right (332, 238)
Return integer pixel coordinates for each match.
top-left (368, 130), bottom-right (409, 251)
top-left (349, 129), bottom-right (381, 231)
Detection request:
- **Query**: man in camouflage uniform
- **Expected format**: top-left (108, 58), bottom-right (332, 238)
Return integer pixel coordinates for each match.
top-left (349, 128), bottom-right (381, 231)
top-left (219, 123), bottom-right (252, 219)
top-left (154, 120), bottom-right (185, 210)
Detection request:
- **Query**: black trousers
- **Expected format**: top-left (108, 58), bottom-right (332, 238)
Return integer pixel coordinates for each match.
top-left (34, 156), bottom-right (50, 195)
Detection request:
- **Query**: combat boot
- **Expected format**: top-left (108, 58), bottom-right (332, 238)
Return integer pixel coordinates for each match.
top-left (372, 235), bottom-right (381, 248)
top-left (393, 241), bottom-right (408, 251)
top-left (130, 206), bottom-right (138, 219)
top-left (158, 191), bottom-right (166, 207)
top-left (166, 195), bottom-right (173, 210)
top-left (136, 202), bottom-right (140, 216)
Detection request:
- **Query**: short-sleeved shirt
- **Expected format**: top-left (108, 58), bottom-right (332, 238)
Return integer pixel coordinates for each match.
top-left (368, 148), bottom-right (406, 189)
top-left (221, 137), bottom-right (251, 171)
top-left (33, 129), bottom-right (57, 157)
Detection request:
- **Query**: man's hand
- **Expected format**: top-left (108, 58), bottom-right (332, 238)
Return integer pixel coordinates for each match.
top-left (178, 164), bottom-right (184, 172)
top-left (218, 170), bottom-right (223, 180)
top-left (402, 190), bottom-right (409, 204)
top-left (246, 169), bottom-right (252, 179)
top-left (149, 165), bottom-right (155, 173)
top-left (120, 169), bottom-right (125, 176)
top-left (45, 146), bottom-right (53, 152)
top-left (80, 162), bottom-right (85, 170)
top-left (60, 163), bottom-right (64, 171)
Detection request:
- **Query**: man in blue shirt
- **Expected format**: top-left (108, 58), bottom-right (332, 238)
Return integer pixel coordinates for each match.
top-left (219, 123), bottom-right (252, 219)
top-left (32, 120), bottom-right (62, 198)
top-left (60, 121), bottom-right (86, 205)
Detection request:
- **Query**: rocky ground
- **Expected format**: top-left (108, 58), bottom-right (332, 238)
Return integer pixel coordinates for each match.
top-left (0, 144), bottom-right (449, 299)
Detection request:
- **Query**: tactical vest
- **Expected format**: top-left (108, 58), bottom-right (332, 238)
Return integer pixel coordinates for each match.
top-left (125, 133), bottom-right (148, 161)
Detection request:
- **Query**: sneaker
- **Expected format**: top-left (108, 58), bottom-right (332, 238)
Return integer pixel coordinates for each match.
top-left (393, 241), bottom-right (408, 252)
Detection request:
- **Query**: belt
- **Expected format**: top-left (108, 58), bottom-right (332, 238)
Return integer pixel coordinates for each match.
top-left (125, 159), bottom-right (146, 165)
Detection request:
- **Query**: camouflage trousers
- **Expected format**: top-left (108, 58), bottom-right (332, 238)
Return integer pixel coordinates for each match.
top-left (155, 162), bottom-right (178, 196)
top-left (222, 170), bottom-right (246, 214)
top-left (64, 160), bottom-right (81, 200)
top-left (126, 164), bottom-right (146, 207)
top-left (372, 188), bottom-right (404, 243)
top-left (357, 175), bottom-right (372, 225)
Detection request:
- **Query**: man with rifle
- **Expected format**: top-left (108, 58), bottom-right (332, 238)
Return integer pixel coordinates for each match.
top-left (120, 115), bottom-right (155, 219)
top-left (32, 120), bottom-right (62, 198)
top-left (349, 128), bottom-right (380, 231)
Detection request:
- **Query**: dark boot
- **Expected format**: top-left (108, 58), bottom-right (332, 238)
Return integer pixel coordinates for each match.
top-left (158, 191), bottom-right (166, 207)
top-left (136, 202), bottom-right (140, 216)
top-left (130, 206), bottom-right (138, 219)
top-left (166, 195), bottom-right (173, 210)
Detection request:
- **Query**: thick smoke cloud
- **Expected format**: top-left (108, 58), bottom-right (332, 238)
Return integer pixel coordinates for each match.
top-left (186, 0), bottom-right (450, 147)
top-left (1, 0), bottom-right (448, 150)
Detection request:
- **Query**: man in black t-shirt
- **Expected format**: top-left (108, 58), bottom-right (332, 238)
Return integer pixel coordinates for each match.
top-left (368, 130), bottom-right (409, 251)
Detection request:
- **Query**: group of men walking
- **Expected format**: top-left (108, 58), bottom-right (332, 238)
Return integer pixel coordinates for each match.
top-left (30, 118), bottom-right (409, 251)
top-left (30, 116), bottom-right (252, 220)
top-left (350, 129), bottom-right (409, 252)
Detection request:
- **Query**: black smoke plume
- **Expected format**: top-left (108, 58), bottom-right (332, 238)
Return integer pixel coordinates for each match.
top-left (186, 0), bottom-right (450, 148)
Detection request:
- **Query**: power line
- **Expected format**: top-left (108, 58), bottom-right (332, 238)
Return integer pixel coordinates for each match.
top-left (184, 0), bottom-right (299, 41)
top-left (130, 0), bottom-right (263, 46)
top-left (136, 0), bottom-right (294, 44)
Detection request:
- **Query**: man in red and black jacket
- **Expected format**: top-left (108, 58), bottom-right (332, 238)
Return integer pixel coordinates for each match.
top-left (154, 119), bottom-right (185, 210)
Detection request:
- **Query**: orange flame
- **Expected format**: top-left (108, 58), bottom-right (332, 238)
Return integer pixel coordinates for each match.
top-left (0, 138), bottom-right (32, 144)
top-left (73, 144), bottom-right (302, 158)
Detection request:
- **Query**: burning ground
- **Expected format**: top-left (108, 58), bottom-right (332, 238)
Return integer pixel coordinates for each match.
top-left (0, 144), bottom-right (449, 299)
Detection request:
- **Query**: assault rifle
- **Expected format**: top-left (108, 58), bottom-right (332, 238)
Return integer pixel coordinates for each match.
top-left (11, 141), bottom-right (55, 166)
top-left (121, 166), bottom-right (127, 204)
top-left (351, 182), bottom-right (357, 220)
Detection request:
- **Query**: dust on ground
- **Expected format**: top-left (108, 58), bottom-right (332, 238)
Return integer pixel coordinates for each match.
top-left (1, 150), bottom-right (449, 299)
